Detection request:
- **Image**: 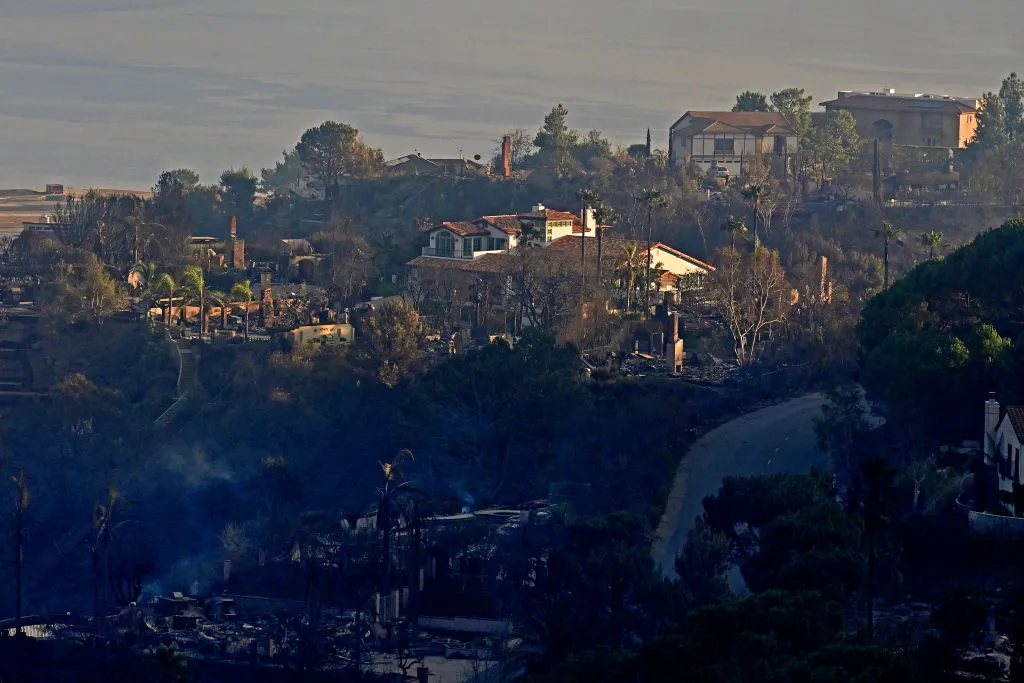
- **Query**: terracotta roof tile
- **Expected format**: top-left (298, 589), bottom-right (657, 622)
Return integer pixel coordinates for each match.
top-left (406, 253), bottom-right (510, 274)
top-left (478, 215), bottom-right (523, 235)
top-left (431, 221), bottom-right (489, 237)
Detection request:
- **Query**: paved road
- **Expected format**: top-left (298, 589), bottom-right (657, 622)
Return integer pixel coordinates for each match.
top-left (653, 393), bottom-right (829, 579)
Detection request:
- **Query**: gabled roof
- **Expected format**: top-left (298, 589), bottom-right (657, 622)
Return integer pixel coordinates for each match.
top-left (650, 242), bottom-right (716, 272)
top-left (385, 154), bottom-right (440, 168)
top-left (519, 208), bottom-right (582, 224)
top-left (545, 236), bottom-right (715, 274)
top-left (429, 221), bottom-right (489, 238)
top-left (670, 111), bottom-right (798, 138)
top-left (478, 215), bottom-right (523, 235)
top-left (1005, 406), bottom-right (1024, 442)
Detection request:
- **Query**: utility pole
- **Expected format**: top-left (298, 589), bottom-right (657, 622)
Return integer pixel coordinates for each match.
top-left (872, 138), bottom-right (882, 207)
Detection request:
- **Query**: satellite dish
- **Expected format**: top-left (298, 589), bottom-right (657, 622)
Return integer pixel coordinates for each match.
top-left (473, 154), bottom-right (481, 161)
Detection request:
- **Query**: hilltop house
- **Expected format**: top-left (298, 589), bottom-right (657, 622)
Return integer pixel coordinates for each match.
top-left (385, 154), bottom-right (490, 177)
top-left (414, 203), bottom-right (597, 262)
top-left (821, 90), bottom-right (979, 149)
top-left (669, 111), bottom-right (799, 178)
top-left (984, 395), bottom-right (1024, 506)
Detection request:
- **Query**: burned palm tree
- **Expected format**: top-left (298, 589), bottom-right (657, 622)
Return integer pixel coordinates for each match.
top-left (377, 449), bottom-right (415, 596)
top-left (91, 485), bottom-right (124, 622)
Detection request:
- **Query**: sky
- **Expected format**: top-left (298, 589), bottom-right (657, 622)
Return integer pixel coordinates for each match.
top-left (0, 0), bottom-right (1020, 189)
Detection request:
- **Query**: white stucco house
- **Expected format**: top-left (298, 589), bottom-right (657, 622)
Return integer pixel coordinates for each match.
top-left (984, 394), bottom-right (1024, 498)
top-left (416, 203), bottom-right (601, 262)
top-left (668, 111), bottom-right (800, 178)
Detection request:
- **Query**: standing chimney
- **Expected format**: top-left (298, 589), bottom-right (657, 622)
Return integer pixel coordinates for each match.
top-left (820, 256), bottom-right (828, 301)
top-left (230, 216), bottom-right (238, 238)
top-left (985, 393), bottom-right (1001, 460)
top-left (501, 135), bottom-right (512, 178)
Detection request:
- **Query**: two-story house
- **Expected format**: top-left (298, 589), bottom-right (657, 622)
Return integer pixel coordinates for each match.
top-left (821, 90), bottom-right (979, 149)
top-left (669, 111), bottom-right (799, 178)
top-left (417, 203), bottom-right (596, 261)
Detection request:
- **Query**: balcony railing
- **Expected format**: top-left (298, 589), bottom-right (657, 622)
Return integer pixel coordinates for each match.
top-left (421, 247), bottom-right (474, 259)
top-left (421, 247), bottom-right (508, 260)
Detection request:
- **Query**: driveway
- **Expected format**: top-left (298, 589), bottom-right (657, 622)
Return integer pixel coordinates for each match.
top-left (653, 393), bottom-right (829, 578)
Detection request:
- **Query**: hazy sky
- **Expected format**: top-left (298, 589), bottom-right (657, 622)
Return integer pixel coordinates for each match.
top-left (0, 0), bottom-right (1020, 188)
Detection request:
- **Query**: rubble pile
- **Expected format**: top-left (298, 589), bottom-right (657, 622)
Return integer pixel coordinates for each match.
top-left (681, 352), bottom-right (738, 385)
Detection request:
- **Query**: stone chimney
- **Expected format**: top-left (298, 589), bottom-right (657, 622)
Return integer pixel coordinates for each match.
top-left (501, 135), bottom-right (511, 178)
top-left (985, 393), bottom-right (1001, 458)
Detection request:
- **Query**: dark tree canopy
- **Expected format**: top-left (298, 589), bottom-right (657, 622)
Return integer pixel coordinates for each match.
top-left (732, 90), bottom-right (772, 112)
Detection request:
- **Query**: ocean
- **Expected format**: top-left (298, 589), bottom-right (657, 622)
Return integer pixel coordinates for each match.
top-left (0, 0), bottom-right (1019, 188)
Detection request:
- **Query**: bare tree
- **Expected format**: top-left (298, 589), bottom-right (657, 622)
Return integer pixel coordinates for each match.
top-left (708, 246), bottom-right (790, 366)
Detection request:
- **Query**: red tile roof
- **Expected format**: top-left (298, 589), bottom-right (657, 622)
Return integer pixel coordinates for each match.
top-left (478, 215), bottom-right (523, 235)
top-left (430, 221), bottom-right (489, 237)
top-left (520, 208), bottom-right (582, 224)
top-left (406, 253), bottom-right (510, 274)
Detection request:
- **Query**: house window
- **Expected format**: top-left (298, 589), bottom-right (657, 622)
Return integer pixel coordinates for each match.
top-left (714, 138), bottom-right (735, 154)
top-left (436, 234), bottom-right (455, 257)
top-left (487, 237), bottom-right (507, 250)
top-left (464, 237), bottom-right (482, 254)
top-left (546, 228), bottom-right (553, 241)
top-left (774, 136), bottom-right (786, 155)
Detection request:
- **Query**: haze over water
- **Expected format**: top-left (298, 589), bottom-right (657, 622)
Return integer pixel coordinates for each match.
top-left (0, 0), bottom-right (1019, 189)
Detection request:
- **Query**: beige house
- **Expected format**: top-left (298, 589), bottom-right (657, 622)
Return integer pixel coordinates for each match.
top-left (821, 90), bottom-right (979, 149)
top-left (286, 323), bottom-right (355, 346)
top-left (669, 111), bottom-right (799, 178)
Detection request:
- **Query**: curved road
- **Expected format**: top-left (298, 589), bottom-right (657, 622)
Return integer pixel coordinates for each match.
top-left (653, 393), bottom-right (829, 578)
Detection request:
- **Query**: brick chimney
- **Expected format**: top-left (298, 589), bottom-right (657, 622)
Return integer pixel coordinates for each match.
top-left (501, 135), bottom-right (511, 178)
top-left (230, 216), bottom-right (237, 238)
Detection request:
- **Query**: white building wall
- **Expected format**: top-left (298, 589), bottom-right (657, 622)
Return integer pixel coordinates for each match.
top-left (650, 247), bottom-right (710, 278)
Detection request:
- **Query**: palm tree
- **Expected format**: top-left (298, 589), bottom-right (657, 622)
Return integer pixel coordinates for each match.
top-left (920, 230), bottom-right (944, 260)
top-left (92, 486), bottom-right (120, 620)
top-left (11, 470), bottom-right (29, 636)
top-left (873, 220), bottom-right (904, 289)
top-left (619, 242), bottom-right (644, 312)
top-left (577, 189), bottom-right (597, 347)
top-left (205, 290), bottom-right (229, 331)
top-left (129, 261), bottom-right (157, 294)
top-left (593, 203), bottom-right (615, 290)
top-left (743, 184), bottom-right (766, 249)
top-left (378, 449), bottom-right (414, 593)
top-left (180, 265), bottom-right (208, 337)
top-left (722, 216), bottom-right (749, 251)
top-left (640, 188), bottom-right (666, 318)
top-left (151, 272), bottom-right (177, 326)
top-left (230, 281), bottom-right (256, 342)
